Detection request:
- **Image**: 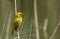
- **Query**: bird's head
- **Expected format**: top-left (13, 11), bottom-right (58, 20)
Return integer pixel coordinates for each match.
top-left (16, 12), bottom-right (22, 17)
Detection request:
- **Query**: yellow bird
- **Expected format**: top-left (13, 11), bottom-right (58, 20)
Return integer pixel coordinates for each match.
top-left (11, 12), bottom-right (23, 35)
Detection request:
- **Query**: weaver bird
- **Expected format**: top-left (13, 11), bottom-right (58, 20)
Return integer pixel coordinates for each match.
top-left (11, 12), bottom-right (23, 35)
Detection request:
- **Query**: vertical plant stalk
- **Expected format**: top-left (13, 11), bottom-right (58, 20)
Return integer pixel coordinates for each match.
top-left (43, 18), bottom-right (48, 39)
top-left (34, 0), bottom-right (40, 39)
top-left (5, 11), bottom-right (12, 39)
top-left (17, 29), bottom-right (20, 39)
top-left (15, 0), bottom-right (17, 14)
top-left (14, 0), bottom-right (20, 39)
top-left (29, 19), bottom-right (32, 39)
top-left (0, 10), bottom-right (8, 39)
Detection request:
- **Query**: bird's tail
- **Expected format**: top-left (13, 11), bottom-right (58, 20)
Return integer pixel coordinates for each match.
top-left (11, 26), bottom-right (14, 35)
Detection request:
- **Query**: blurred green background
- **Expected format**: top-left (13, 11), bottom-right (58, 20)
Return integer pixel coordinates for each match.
top-left (0, 0), bottom-right (60, 39)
